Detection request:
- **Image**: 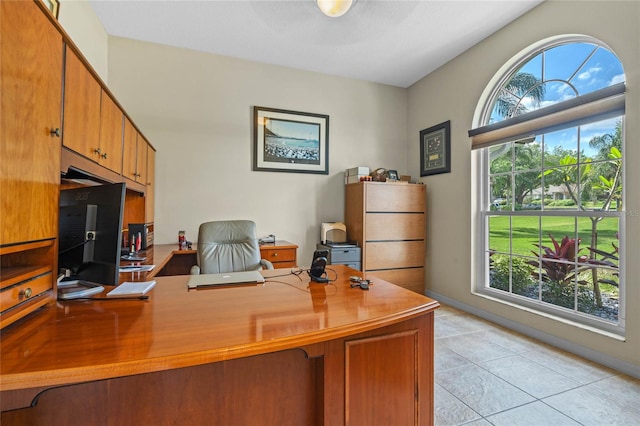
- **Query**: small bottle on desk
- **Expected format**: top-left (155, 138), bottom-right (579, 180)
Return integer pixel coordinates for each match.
top-left (178, 230), bottom-right (186, 250)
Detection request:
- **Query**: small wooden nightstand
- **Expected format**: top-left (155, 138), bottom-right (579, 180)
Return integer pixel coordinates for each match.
top-left (259, 240), bottom-right (298, 269)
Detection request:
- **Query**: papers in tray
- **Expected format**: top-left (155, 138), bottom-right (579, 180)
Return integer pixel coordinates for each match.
top-left (119, 264), bottom-right (156, 273)
top-left (107, 280), bottom-right (156, 297)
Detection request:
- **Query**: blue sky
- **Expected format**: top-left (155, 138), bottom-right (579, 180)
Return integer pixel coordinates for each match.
top-left (490, 42), bottom-right (625, 158)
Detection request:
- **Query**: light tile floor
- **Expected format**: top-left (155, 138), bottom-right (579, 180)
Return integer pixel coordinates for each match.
top-left (434, 304), bottom-right (640, 426)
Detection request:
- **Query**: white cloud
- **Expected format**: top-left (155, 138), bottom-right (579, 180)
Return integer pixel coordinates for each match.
top-left (609, 73), bottom-right (625, 85)
top-left (578, 66), bottom-right (603, 81)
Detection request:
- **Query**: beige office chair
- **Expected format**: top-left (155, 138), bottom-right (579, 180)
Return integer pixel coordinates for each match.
top-left (189, 220), bottom-right (274, 275)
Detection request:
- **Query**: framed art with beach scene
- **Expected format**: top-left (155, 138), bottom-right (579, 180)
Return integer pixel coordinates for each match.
top-left (253, 106), bottom-right (329, 174)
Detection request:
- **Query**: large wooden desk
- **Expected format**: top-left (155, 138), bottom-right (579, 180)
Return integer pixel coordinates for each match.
top-left (1, 261), bottom-right (439, 425)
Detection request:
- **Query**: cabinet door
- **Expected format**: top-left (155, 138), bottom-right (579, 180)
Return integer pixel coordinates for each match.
top-left (98, 93), bottom-right (124, 173)
top-left (62, 47), bottom-right (101, 162)
top-left (145, 146), bottom-right (155, 223)
top-left (1, 0), bottom-right (62, 244)
top-left (122, 117), bottom-right (138, 182)
top-left (136, 135), bottom-right (148, 184)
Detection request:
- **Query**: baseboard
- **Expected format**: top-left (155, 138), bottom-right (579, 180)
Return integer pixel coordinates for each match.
top-left (427, 290), bottom-right (640, 379)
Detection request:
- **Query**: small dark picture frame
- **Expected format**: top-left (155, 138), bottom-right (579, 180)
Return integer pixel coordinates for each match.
top-left (420, 120), bottom-right (451, 177)
top-left (387, 170), bottom-right (399, 181)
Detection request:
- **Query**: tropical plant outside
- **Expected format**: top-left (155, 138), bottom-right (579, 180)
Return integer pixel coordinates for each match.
top-left (482, 39), bottom-right (624, 324)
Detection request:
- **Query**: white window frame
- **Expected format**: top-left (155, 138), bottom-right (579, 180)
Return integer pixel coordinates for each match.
top-left (472, 35), bottom-right (626, 336)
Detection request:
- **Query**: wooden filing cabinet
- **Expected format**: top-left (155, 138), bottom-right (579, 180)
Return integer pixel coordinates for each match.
top-left (259, 241), bottom-right (298, 269)
top-left (345, 181), bottom-right (426, 294)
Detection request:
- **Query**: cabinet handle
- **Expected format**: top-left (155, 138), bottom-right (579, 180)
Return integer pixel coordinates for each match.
top-left (49, 128), bottom-right (61, 137)
top-left (93, 148), bottom-right (101, 155)
top-left (273, 253), bottom-right (278, 257)
top-left (20, 288), bottom-right (33, 299)
top-left (101, 153), bottom-right (108, 159)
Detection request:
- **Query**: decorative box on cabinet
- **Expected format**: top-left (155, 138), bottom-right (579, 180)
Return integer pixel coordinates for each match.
top-left (0, 0), bottom-right (62, 328)
top-left (316, 244), bottom-right (361, 271)
top-left (259, 241), bottom-right (298, 269)
top-left (345, 181), bottom-right (426, 294)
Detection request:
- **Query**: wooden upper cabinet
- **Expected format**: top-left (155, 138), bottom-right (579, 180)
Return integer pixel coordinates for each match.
top-left (98, 94), bottom-right (124, 173)
top-left (1, 0), bottom-right (63, 244)
top-left (63, 46), bottom-right (124, 175)
top-left (123, 117), bottom-right (149, 185)
top-left (62, 47), bottom-right (101, 162)
top-left (136, 135), bottom-right (148, 185)
top-left (123, 117), bottom-right (139, 182)
top-left (145, 146), bottom-right (156, 223)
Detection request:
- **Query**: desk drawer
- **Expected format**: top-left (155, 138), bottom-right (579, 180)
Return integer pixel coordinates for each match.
top-left (1, 273), bottom-right (52, 312)
top-left (261, 248), bottom-right (296, 263)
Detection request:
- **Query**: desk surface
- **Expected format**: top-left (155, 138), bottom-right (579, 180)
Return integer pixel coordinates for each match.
top-left (0, 264), bottom-right (438, 392)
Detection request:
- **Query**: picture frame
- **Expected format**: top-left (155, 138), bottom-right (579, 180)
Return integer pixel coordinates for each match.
top-left (420, 120), bottom-right (451, 177)
top-left (387, 170), bottom-right (399, 181)
top-left (253, 106), bottom-right (329, 174)
top-left (41, 0), bottom-right (60, 19)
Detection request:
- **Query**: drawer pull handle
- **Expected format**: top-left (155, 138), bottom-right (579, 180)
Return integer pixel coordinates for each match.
top-left (273, 253), bottom-right (278, 257)
top-left (20, 288), bottom-right (33, 298)
top-left (50, 127), bottom-right (61, 137)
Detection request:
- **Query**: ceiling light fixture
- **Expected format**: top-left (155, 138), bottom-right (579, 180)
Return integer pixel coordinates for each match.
top-left (316, 0), bottom-right (355, 18)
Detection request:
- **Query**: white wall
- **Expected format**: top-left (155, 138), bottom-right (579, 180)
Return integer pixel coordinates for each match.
top-left (408, 0), bottom-right (639, 374)
top-left (58, 0), bottom-right (639, 375)
top-left (57, 0), bottom-right (109, 81)
top-left (106, 38), bottom-right (408, 264)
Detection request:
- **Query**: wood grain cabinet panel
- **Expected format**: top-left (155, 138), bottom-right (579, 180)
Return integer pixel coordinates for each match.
top-left (123, 118), bottom-right (148, 185)
top-left (64, 48), bottom-right (125, 176)
top-left (136, 135), bottom-right (148, 185)
top-left (366, 213), bottom-right (425, 241)
top-left (365, 183), bottom-right (426, 212)
top-left (346, 330), bottom-right (420, 425)
top-left (345, 182), bottom-right (427, 293)
top-left (62, 47), bottom-right (102, 162)
top-left (97, 93), bottom-right (124, 174)
top-left (1, 0), bottom-right (62, 245)
top-left (122, 117), bottom-right (138, 181)
top-left (145, 146), bottom-right (156, 223)
top-left (0, 0), bottom-right (60, 329)
top-left (365, 241), bottom-right (425, 270)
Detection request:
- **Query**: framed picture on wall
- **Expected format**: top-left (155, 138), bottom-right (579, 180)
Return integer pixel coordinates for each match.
top-left (41, 0), bottom-right (60, 19)
top-left (253, 106), bottom-right (329, 174)
top-left (419, 120), bottom-right (451, 177)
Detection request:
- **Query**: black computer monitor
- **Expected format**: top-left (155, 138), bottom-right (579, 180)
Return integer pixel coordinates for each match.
top-left (58, 183), bottom-right (125, 286)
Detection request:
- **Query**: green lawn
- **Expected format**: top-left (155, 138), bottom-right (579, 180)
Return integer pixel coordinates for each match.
top-left (489, 216), bottom-right (619, 257)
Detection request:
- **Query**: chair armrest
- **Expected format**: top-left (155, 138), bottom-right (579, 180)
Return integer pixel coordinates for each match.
top-left (190, 265), bottom-right (201, 275)
top-left (260, 259), bottom-right (274, 270)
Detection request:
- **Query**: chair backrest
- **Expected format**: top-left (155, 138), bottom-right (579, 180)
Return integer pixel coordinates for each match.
top-left (196, 220), bottom-right (262, 274)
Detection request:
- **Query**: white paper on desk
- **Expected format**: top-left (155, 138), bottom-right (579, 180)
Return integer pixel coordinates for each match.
top-left (107, 280), bottom-right (156, 297)
top-left (119, 264), bottom-right (156, 273)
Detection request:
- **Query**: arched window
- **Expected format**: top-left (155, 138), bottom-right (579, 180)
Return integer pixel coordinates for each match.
top-left (470, 36), bottom-right (625, 334)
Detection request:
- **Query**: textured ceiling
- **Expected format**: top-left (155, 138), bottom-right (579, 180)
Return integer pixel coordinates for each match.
top-left (89, 0), bottom-right (543, 88)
